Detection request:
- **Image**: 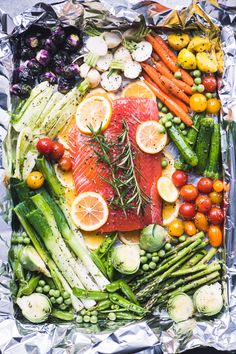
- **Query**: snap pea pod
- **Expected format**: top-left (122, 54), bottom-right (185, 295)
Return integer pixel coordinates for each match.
top-left (51, 309), bottom-right (75, 321)
top-left (73, 288), bottom-right (109, 300)
top-left (106, 250), bottom-right (114, 281)
top-left (90, 252), bottom-right (107, 277)
top-left (108, 293), bottom-right (146, 315)
top-left (18, 274), bottom-right (41, 297)
top-left (95, 299), bottom-right (112, 311)
top-left (106, 280), bottom-right (139, 305)
top-left (95, 233), bottom-right (117, 259)
top-left (116, 312), bottom-right (143, 320)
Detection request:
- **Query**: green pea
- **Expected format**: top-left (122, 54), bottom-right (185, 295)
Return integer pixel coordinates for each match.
top-left (193, 70), bottom-right (201, 77)
top-left (140, 256), bottom-right (148, 264)
top-left (161, 106), bottom-right (168, 113)
top-left (182, 130), bottom-right (188, 136)
top-left (91, 310), bottom-right (98, 316)
top-left (76, 315), bottom-right (83, 323)
top-left (173, 117), bottom-right (181, 124)
top-left (164, 243), bottom-right (172, 251)
top-left (146, 253), bottom-right (152, 259)
top-left (83, 315), bottom-right (90, 323)
top-left (160, 117), bottom-right (168, 124)
top-left (81, 309), bottom-right (87, 316)
top-left (111, 304), bottom-right (116, 310)
top-left (174, 71), bottom-right (182, 79)
top-left (152, 252), bottom-right (158, 256)
top-left (86, 311), bottom-right (91, 316)
top-left (49, 289), bottom-right (55, 297)
top-left (149, 262), bottom-right (156, 269)
top-left (194, 77), bottom-right (201, 85)
top-left (197, 84), bottom-right (205, 93)
top-left (114, 305), bottom-right (119, 310)
top-left (54, 290), bottom-right (60, 298)
top-left (158, 102), bottom-right (163, 109)
top-left (179, 123), bottom-right (185, 130)
top-left (56, 296), bottom-right (63, 305)
top-left (211, 92), bottom-right (217, 98)
top-left (43, 285), bottom-right (50, 293)
top-left (108, 313), bottom-right (116, 321)
top-left (59, 304), bottom-right (67, 310)
top-left (179, 235), bottom-right (186, 242)
top-left (166, 113), bottom-right (173, 120)
top-left (23, 237), bottom-right (31, 245)
top-left (38, 280), bottom-right (46, 287)
top-left (158, 126), bottom-right (166, 134)
top-left (142, 264), bottom-right (149, 271)
top-left (36, 287), bottom-right (43, 293)
top-left (90, 315), bottom-right (98, 324)
top-left (22, 232), bottom-right (27, 238)
top-left (140, 249), bottom-right (146, 256)
top-left (152, 256), bottom-right (159, 263)
top-left (205, 92), bottom-right (212, 99)
top-left (64, 298), bottom-right (72, 305)
top-left (158, 250), bottom-right (165, 258)
top-left (17, 236), bottom-right (24, 243)
top-left (62, 291), bottom-right (70, 299)
top-left (165, 121), bottom-right (172, 128)
top-left (50, 296), bottom-right (56, 304)
top-left (161, 159), bottom-right (168, 168)
top-left (191, 86), bottom-right (198, 92)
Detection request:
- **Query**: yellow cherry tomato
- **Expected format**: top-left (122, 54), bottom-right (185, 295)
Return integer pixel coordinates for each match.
top-left (168, 219), bottom-right (184, 237)
top-left (189, 93), bottom-right (207, 112)
top-left (209, 191), bottom-right (223, 205)
top-left (206, 98), bottom-right (221, 114)
top-left (213, 179), bottom-right (224, 193)
top-left (26, 171), bottom-right (44, 189)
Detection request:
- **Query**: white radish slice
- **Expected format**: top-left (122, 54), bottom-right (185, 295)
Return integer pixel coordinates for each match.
top-left (124, 60), bottom-right (142, 79)
top-left (101, 71), bottom-right (122, 92)
top-left (86, 36), bottom-right (108, 56)
top-left (87, 69), bottom-right (101, 88)
top-left (131, 41), bottom-right (153, 62)
top-left (96, 53), bottom-right (113, 72)
top-left (80, 63), bottom-right (90, 78)
top-left (103, 31), bottom-right (122, 49)
top-left (114, 46), bottom-right (132, 63)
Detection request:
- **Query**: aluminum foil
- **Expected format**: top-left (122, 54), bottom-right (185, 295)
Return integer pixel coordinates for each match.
top-left (0, 1), bottom-right (236, 353)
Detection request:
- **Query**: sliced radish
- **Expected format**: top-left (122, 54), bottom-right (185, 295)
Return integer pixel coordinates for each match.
top-left (101, 71), bottom-right (122, 92)
top-left (96, 53), bottom-right (113, 72)
top-left (103, 31), bottom-right (122, 49)
top-left (87, 69), bottom-right (101, 88)
top-left (131, 41), bottom-right (153, 62)
top-left (86, 36), bottom-right (108, 56)
top-left (114, 46), bottom-right (132, 63)
top-left (124, 60), bottom-right (142, 79)
top-left (80, 63), bottom-right (90, 78)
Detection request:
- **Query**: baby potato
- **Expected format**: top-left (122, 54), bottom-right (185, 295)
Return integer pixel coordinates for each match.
top-left (167, 33), bottom-right (190, 51)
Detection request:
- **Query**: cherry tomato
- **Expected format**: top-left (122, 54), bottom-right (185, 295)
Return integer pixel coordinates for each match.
top-left (172, 170), bottom-right (188, 188)
top-left (208, 207), bottom-right (224, 225)
top-left (36, 137), bottom-right (54, 155)
top-left (180, 184), bottom-right (199, 202)
top-left (201, 75), bottom-right (217, 93)
top-left (168, 219), bottom-right (184, 237)
top-left (195, 195), bottom-right (212, 214)
top-left (184, 221), bottom-right (197, 236)
top-left (50, 142), bottom-right (65, 161)
top-left (189, 93), bottom-right (207, 113)
top-left (26, 171), bottom-right (44, 190)
top-left (206, 98), bottom-right (221, 114)
top-left (179, 203), bottom-right (196, 220)
top-left (208, 225), bottom-right (223, 247)
top-left (213, 180), bottom-right (224, 193)
top-left (209, 191), bottom-right (223, 205)
top-left (59, 156), bottom-right (72, 172)
top-left (197, 177), bottom-right (213, 193)
top-left (194, 212), bottom-right (209, 232)
top-left (217, 77), bottom-right (222, 91)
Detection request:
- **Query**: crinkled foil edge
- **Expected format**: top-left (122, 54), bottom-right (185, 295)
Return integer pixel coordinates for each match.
top-left (0, 1), bottom-right (236, 353)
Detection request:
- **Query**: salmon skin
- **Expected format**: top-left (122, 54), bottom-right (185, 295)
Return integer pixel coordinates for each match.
top-left (69, 97), bottom-right (162, 232)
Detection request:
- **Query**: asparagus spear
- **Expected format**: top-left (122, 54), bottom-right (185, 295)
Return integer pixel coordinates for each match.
top-left (164, 232), bottom-right (204, 258)
top-left (170, 263), bottom-right (208, 277)
top-left (181, 250), bottom-right (207, 269)
top-left (199, 247), bottom-right (218, 264)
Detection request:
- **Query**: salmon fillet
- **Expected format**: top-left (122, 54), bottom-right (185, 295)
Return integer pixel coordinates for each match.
top-left (69, 97), bottom-right (162, 232)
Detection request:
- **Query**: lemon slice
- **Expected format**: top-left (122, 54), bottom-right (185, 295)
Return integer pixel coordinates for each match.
top-left (76, 95), bottom-right (112, 135)
top-left (162, 200), bottom-right (180, 226)
top-left (121, 81), bottom-right (156, 100)
top-left (162, 149), bottom-right (176, 178)
top-left (55, 165), bottom-right (74, 188)
top-left (157, 176), bottom-right (179, 203)
top-left (82, 231), bottom-right (106, 250)
top-left (136, 120), bottom-right (167, 154)
top-left (119, 230), bottom-right (141, 245)
top-left (71, 192), bottom-right (109, 231)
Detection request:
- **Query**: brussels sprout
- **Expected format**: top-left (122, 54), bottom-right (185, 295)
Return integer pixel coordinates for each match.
top-left (26, 36), bottom-right (39, 49)
top-left (18, 68), bottom-right (34, 85)
top-left (19, 245), bottom-right (50, 277)
top-left (111, 245), bottom-right (140, 274)
top-left (43, 38), bottom-right (57, 53)
top-left (52, 52), bottom-right (68, 75)
top-left (10, 84), bottom-right (31, 98)
top-left (21, 47), bottom-right (35, 60)
top-left (63, 63), bottom-right (80, 79)
top-left (51, 25), bottom-right (66, 44)
top-left (58, 77), bottom-right (74, 94)
top-left (66, 34), bottom-right (80, 51)
top-left (40, 71), bottom-right (57, 84)
top-left (16, 294), bottom-right (51, 323)
top-left (167, 293), bottom-right (194, 322)
top-left (140, 224), bottom-right (167, 252)
top-left (27, 59), bottom-right (43, 76)
top-left (36, 49), bottom-right (51, 66)
top-left (193, 282), bottom-right (223, 316)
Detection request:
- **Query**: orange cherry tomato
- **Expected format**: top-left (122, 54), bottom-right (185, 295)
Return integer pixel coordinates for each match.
top-left (208, 225), bottom-right (223, 247)
top-left (195, 195), bottom-right (212, 214)
top-left (213, 180), bottom-right (224, 193)
top-left (206, 98), bottom-right (221, 114)
top-left (184, 221), bottom-right (197, 236)
top-left (168, 219), bottom-right (184, 237)
top-left (209, 191), bottom-right (223, 205)
top-left (180, 184), bottom-right (199, 202)
top-left (194, 212), bottom-right (209, 232)
top-left (189, 93), bottom-right (207, 112)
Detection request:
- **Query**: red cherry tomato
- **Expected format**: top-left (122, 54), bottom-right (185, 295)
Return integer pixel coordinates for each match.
top-left (197, 177), bottom-right (213, 194)
top-left (180, 184), bottom-right (199, 202)
top-left (50, 142), bottom-right (65, 161)
top-left (195, 195), bottom-right (212, 214)
top-left (36, 137), bottom-right (54, 156)
top-left (202, 75), bottom-right (217, 93)
top-left (179, 202), bottom-right (196, 220)
top-left (58, 156), bottom-right (72, 171)
top-left (172, 170), bottom-right (188, 187)
top-left (208, 207), bottom-right (224, 225)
